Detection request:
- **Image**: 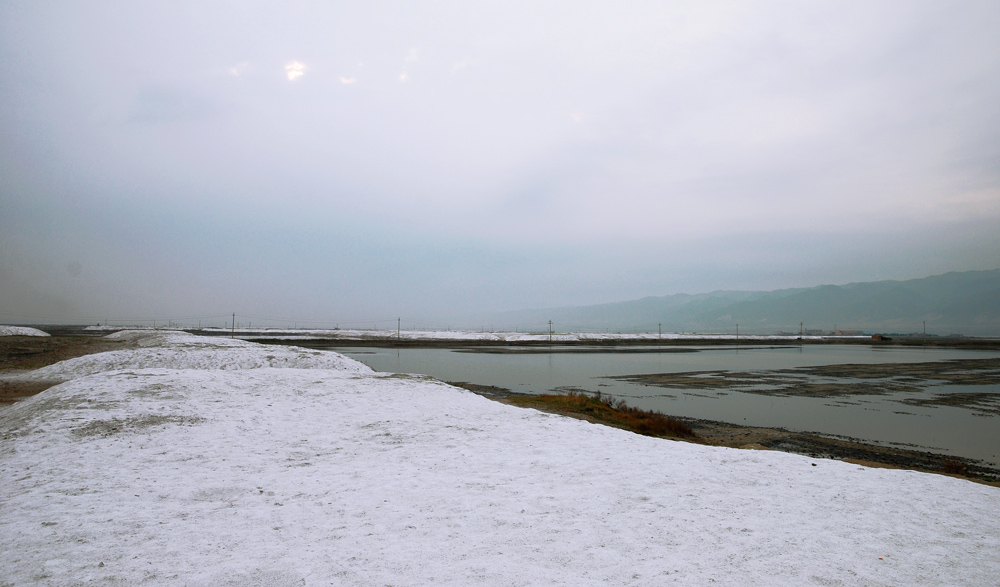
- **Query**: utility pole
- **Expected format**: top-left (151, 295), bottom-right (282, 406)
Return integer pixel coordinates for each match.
top-left (658, 322), bottom-right (662, 341)
top-left (736, 323), bottom-right (739, 343)
top-left (923, 320), bottom-right (926, 344)
top-left (398, 317), bottom-right (401, 342)
top-left (232, 312), bottom-right (235, 339)
top-left (548, 320), bottom-right (553, 343)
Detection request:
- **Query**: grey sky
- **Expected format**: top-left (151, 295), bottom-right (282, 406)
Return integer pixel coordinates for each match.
top-left (2, 1), bottom-right (999, 327)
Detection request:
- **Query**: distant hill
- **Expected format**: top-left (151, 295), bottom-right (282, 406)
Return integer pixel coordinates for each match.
top-left (489, 269), bottom-right (1000, 335)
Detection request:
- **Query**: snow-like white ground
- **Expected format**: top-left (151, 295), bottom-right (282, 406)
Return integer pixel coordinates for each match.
top-left (1, 332), bottom-right (997, 586)
top-left (0, 325), bottom-right (50, 337)
top-left (20, 330), bottom-right (368, 383)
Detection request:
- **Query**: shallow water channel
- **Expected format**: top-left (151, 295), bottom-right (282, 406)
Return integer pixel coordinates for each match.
top-left (335, 344), bottom-right (1000, 468)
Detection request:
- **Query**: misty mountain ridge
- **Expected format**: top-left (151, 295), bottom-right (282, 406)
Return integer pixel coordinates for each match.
top-left (492, 269), bottom-right (1000, 335)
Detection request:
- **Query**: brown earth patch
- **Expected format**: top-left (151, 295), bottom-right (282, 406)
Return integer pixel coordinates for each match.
top-left (503, 391), bottom-right (695, 439)
top-left (0, 335), bottom-right (125, 371)
top-left (0, 380), bottom-right (63, 404)
top-left (0, 335), bottom-right (126, 404)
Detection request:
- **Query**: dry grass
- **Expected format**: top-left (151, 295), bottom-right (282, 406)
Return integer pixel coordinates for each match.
top-left (508, 391), bottom-right (695, 439)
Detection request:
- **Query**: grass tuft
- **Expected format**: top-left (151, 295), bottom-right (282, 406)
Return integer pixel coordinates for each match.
top-left (942, 459), bottom-right (970, 476)
top-left (509, 391), bottom-right (695, 439)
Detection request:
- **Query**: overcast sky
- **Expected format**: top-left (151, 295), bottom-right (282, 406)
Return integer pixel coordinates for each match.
top-left (2, 1), bottom-right (999, 327)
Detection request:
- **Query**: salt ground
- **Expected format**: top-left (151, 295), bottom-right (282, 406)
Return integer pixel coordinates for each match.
top-left (0, 325), bottom-right (50, 337)
top-left (1, 332), bottom-right (997, 586)
top-left (204, 327), bottom-right (841, 342)
top-left (85, 324), bottom-right (849, 342)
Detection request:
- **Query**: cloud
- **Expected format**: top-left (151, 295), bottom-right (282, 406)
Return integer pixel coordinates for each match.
top-left (452, 58), bottom-right (474, 73)
top-left (126, 87), bottom-right (216, 124)
top-left (285, 61), bottom-right (305, 81)
top-left (228, 61), bottom-right (249, 77)
top-left (398, 48), bottom-right (418, 82)
top-left (2, 1), bottom-right (999, 323)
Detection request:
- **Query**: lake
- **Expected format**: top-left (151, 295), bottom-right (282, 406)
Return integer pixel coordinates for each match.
top-left (333, 344), bottom-right (1000, 468)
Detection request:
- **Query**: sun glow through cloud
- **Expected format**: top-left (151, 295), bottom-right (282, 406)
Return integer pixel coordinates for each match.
top-left (340, 77), bottom-right (356, 84)
top-left (285, 61), bottom-right (305, 81)
top-left (228, 61), bottom-right (249, 77)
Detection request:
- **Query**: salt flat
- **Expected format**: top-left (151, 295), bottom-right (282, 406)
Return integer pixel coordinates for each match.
top-left (1, 332), bottom-right (997, 586)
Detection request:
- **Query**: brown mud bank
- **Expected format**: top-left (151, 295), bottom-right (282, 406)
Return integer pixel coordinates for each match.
top-left (0, 335), bottom-right (126, 404)
top-left (447, 382), bottom-right (1000, 486)
top-left (679, 418), bottom-right (999, 484)
top-left (0, 335), bottom-right (125, 371)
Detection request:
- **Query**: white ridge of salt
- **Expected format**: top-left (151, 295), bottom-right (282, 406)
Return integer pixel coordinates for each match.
top-left (199, 327), bottom-right (843, 342)
top-left (1, 333), bottom-right (997, 585)
top-left (0, 325), bottom-right (50, 337)
top-left (19, 330), bottom-right (371, 384)
top-left (85, 325), bottom-right (858, 341)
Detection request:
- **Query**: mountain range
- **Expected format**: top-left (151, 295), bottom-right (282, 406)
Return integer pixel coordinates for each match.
top-left (490, 269), bottom-right (1000, 335)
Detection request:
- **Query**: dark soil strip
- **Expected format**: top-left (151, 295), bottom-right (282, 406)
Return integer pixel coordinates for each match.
top-left (0, 336), bottom-right (127, 404)
top-left (0, 380), bottom-right (61, 404)
top-left (0, 336), bottom-right (125, 371)
top-left (678, 418), bottom-right (999, 483)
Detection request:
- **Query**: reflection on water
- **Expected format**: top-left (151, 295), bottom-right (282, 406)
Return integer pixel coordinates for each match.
top-left (334, 344), bottom-right (1000, 467)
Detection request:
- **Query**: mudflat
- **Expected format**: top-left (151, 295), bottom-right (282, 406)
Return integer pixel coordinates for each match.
top-left (612, 358), bottom-right (1000, 415)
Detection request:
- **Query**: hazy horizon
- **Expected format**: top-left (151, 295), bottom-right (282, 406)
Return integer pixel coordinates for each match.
top-left (3, 2), bottom-right (999, 327)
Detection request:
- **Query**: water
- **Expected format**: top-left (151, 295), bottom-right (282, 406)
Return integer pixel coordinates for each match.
top-left (334, 344), bottom-right (1000, 467)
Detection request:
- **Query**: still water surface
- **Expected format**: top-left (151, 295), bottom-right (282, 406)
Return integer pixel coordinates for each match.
top-left (336, 344), bottom-right (1000, 467)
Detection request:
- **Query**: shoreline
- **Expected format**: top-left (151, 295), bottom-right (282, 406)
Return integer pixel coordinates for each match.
top-left (249, 335), bottom-right (1000, 351)
top-left (447, 381), bottom-right (1000, 485)
top-left (19, 324), bottom-right (1000, 350)
top-left (3, 333), bottom-right (998, 484)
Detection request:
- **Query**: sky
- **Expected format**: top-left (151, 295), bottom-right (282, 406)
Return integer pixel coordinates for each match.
top-left (2, 0), bottom-right (999, 328)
